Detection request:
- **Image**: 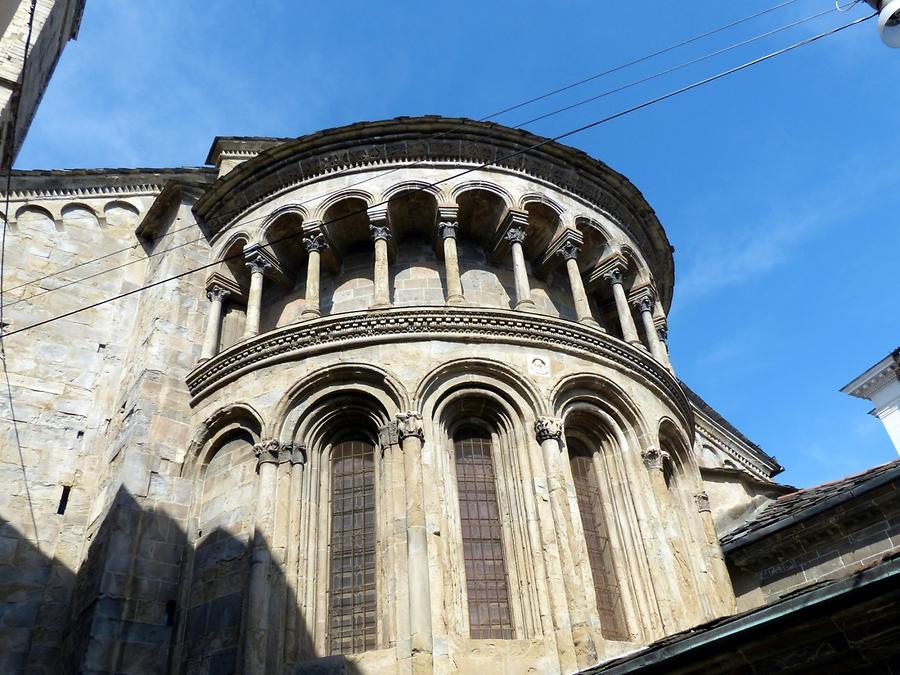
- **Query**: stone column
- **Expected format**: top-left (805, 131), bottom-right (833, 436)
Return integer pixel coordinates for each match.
top-left (245, 439), bottom-right (282, 675)
top-left (243, 254), bottom-right (270, 339)
top-left (535, 417), bottom-right (597, 670)
top-left (396, 412), bottom-right (433, 673)
top-left (283, 444), bottom-right (307, 665)
top-left (301, 233), bottom-right (327, 319)
top-left (506, 226), bottom-right (536, 310)
top-left (656, 323), bottom-right (673, 370)
top-left (370, 222), bottom-right (392, 309)
top-left (438, 220), bottom-right (465, 305)
top-left (694, 491), bottom-right (736, 616)
top-left (558, 241), bottom-right (599, 327)
top-left (199, 285), bottom-right (229, 361)
top-left (602, 266), bottom-right (640, 347)
top-left (633, 295), bottom-right (666, 362)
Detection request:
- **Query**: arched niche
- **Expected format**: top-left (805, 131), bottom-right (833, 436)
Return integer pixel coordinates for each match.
top-left (16, 205), bottom-right (59, 233)
top-left (104, 200), bottom-right (140, 228)
top-left (61, 203), bottom-right (100, 230)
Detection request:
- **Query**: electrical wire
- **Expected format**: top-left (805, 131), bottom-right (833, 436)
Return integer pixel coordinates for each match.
top-left (2, 0), bottom-right (812, 297)
top-left (3, 4), bottom-right (847, 309)
top-left (0, 12), bottom-right (875, 341)
top-left (1, 0), bottom-right (41, 545)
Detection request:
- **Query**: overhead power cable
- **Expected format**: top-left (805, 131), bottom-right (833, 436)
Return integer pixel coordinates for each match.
top-left (4, 4), bottom-right (847, 309)
top-left (0, 12), bottom-right (875, 340)
top-left (3, 0), bottom-right (812, 297)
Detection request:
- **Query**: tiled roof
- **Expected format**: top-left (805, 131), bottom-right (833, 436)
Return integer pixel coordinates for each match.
top-left (583, 549), bottom-right (900, 673)
top-left (720, 458), bottom-right (900, 550)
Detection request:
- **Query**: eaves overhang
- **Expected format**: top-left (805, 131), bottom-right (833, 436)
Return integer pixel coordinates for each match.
top-left (194, 116), bottom-right (676, 311)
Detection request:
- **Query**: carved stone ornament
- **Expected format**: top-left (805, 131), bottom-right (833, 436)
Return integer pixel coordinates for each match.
top-left (253, 439), bottom-right (282, 466)
top-left (656, 326), bottom-right (669, 343)
top-left (396, 411), bottom-right (424, 441)
top-left (641, 447), bottom-right (670, 471)
top-left (504, 226), bottom-right (527, 245)
top-left (633, 295), bottom-right (653, 314)
top-left (534, 417), bottom-right (563, 443)
top-left (245, 254), bottom-right (272, 276)
top-left (602, 266), bottom-right (625, 285)
top-left (557, 240), bottom-right (581, 262)
top-left (285, 443), bottom-right (307, 465)
top-left (302, 233), bottom-right (327, 253)
top-left (438, 221), bottom-right (458, 240)
top-left (369, 223), bottom-right (392, 242)
top-left (694, 491), bottom-right (711, 513)
top-left (206, 285), bottom-right (231, 303)
top-left (378, 421), bottom-right (400, 449)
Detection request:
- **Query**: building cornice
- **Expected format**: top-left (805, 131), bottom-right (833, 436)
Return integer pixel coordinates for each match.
top-left (841, 348), bottom-right (900, 400)
top-left (193, 116), bottom-right (675, 310)
top-left (185, 306), bottom-right (692, 428)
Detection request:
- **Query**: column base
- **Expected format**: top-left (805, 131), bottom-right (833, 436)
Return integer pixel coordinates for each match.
top-left (368, 302), bottom-right (393, 310)
top-left (629, 340), bottom-right (647, 350)
top-left (197, 356), bottom-right (210, 364)
top-left (300, 309), bottom-right (321, 320)
top-left (445, 294), bottom-right (465, 306)
top-left (514, 299), bottom-right (538, 311)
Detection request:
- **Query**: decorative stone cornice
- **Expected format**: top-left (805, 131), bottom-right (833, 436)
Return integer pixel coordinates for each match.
top-left (535, 417), bottom-right (564, 443)
top-left (641, 447), bottom-right (671, 471)
top-left (186, 307), bottom-right (693, 429)
top-left (396, 412), bottom-right (425, 441)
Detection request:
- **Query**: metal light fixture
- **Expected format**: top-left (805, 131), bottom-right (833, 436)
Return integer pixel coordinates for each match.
top-left (866, 0), bottom-right (900, 47)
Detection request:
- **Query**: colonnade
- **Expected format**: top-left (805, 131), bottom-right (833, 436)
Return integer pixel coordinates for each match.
top-left (199, 206), bottom-right (672, 369)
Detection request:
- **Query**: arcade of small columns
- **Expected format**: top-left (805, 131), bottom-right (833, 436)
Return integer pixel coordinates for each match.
top-left (197, 204), bottom-right (672, 369)
top-left (232, 405), bottom-right (728, 675)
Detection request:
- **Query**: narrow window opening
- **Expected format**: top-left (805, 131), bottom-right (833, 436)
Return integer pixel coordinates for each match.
top-left (328, 436), bottom-right (377, 655)
top-left (165, 600), bottom-right (176, 626)
top-left (569, 440), bottom-right (628, 640)
top-left (454, 425), bottom-right (513, 639)
top-left (57, 485), bottom-right (71, 515)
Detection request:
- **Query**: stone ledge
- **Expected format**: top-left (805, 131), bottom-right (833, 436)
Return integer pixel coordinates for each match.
top-left (186, 306), bottom-right (690, 419)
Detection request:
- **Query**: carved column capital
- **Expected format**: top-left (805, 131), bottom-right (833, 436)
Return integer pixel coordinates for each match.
top-left (632, 295), bottom-right (654, 314)
top-left (369, 223), bottom-right (392, 242)
top-left (602, 265), bottom-right (625, 285)
top-left (396, 411), bottom-right (424, 441)
top-left (246, 255), bottom-right (272, 277)
top-left (505, 226), bottom-right (527, 245)
top-left (378, 421), bottom-right (400, 453)
top-left (656, 325), bottom-right (669, 343)
top-left (534, 416), bottom-right (564, 443)
top-left (206, 284), bottom-right (231, 303)
top-left (641, 447), bottom-right (670, 471)
top-left (694, 491), bottom-right (711, 513)
top-left (283, 442), bottom-right (307, 465)
top-left (254, 439), bottom-right (282, 467)
top-left (438, 221), bottom-right (458, 240)
top-left (557, 240), bottom-right (581, 261)
top-left (302, 233), bottom-right (327, 253)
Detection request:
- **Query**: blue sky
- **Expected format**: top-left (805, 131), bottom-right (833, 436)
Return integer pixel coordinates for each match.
top-left (17, 0), bottom-right (900, 487)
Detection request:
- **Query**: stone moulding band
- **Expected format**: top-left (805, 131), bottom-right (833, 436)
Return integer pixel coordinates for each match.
top-left (185, 306), bottom-right (691, 420)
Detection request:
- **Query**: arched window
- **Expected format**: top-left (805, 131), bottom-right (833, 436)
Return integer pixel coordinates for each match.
top-left (568, 439), bottom-right (628, 640)
top-left (328, 436), bottom-right (377, 654)
top-left (454, 425), bottom-right (513, 639)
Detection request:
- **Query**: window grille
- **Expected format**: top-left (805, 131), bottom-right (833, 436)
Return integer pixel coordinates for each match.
top-left (328, 438), bottom-right (377, 654)
top-left (569, 441), bottom-right (628, 640)
top-left (454, 426), bottom-right (513, 639)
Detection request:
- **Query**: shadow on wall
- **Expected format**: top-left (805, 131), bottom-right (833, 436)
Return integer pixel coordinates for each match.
top-left (1, 487), bottom-right (361, 675)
